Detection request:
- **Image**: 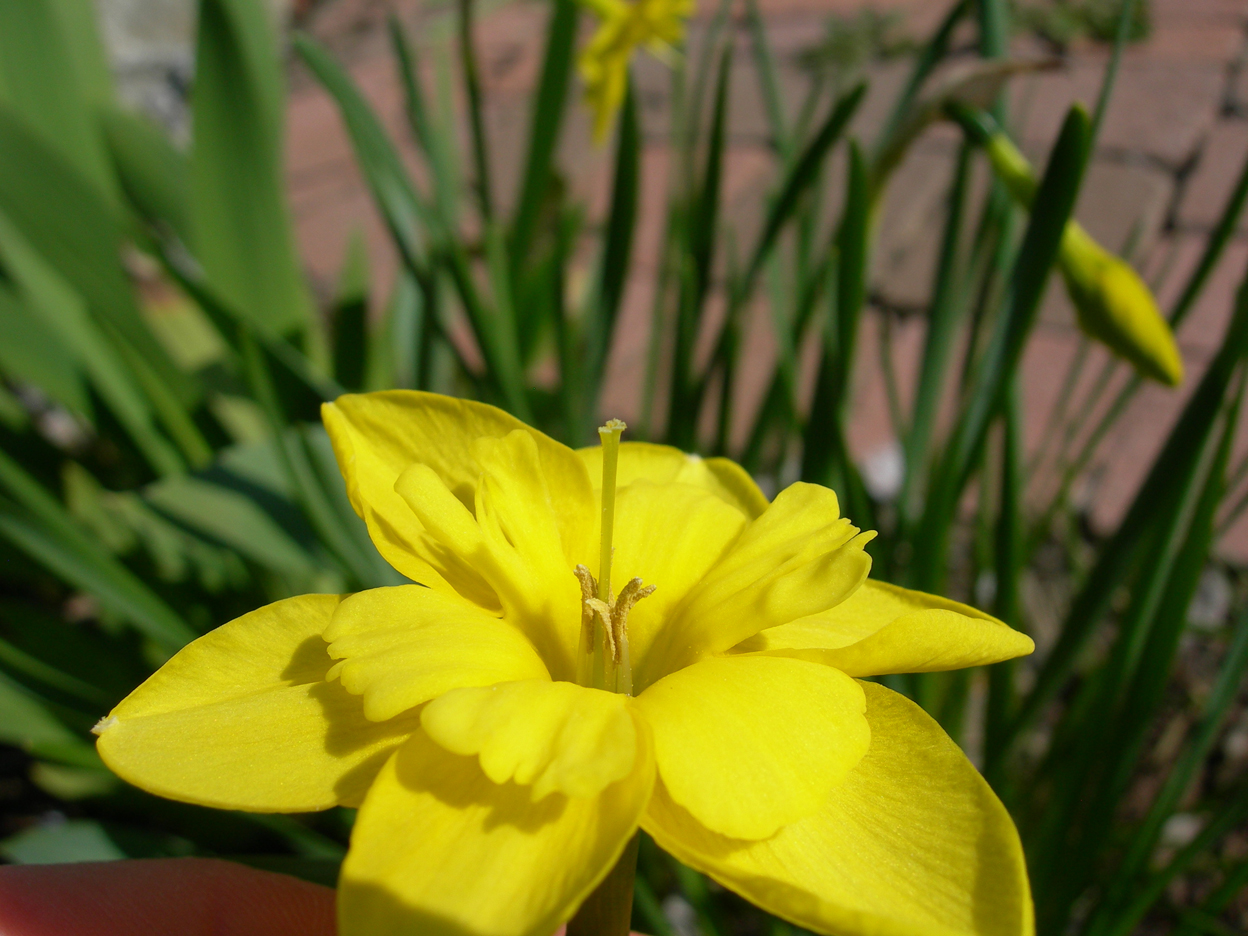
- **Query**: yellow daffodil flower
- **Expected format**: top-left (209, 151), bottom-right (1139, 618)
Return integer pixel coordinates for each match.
top-left (982, 128), bottom-right (1183, 386)
top-left (579, 0), bottom-right (691, 142)
top-left (94, 391), bottom-right (1036, 936)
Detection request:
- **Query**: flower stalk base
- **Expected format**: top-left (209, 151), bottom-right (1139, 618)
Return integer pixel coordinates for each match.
top-left (567, 832), bottom-right (639, 936)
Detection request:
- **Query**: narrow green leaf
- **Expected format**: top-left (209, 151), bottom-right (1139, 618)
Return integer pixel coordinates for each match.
top-left (457, 0), bottom-right (494, 220)
top-left (191, 0), bottom-right (311, 336)
top-left (592, 80), bottom-right (641, 377)
top-left (914, 105), bottom-right (1091, 590)
top-left (102, 107), bottom-right (191, 243)
top-left (331, 230), bottom-right (370, 392)
top-left (743, 83), bottom-right (866, 297)
top-left (899, 142), bottom-right (972, 523)
top-left (1001, 263), bottom-right (1248, 761)
top-left (0, 669), bottom-right (81, 751)
top-left (0, 1), bottom-right (119, 208)
top-left (1089, 569), bottom-right (1248, 931)
top-left (0, 210), bottom-right (184, 475)
top-left (144, 475), bottom-right (320, 581)
top-left (0, 105), bottom-right (197, 409)
top-left (0, 281), bottom-right (90, 419)
top-left (0, 497), bottom-right (195, 652)
top-left (511, 0), bottom-right (577, 260)
top-left (743, 0), bottom-right (787, 154)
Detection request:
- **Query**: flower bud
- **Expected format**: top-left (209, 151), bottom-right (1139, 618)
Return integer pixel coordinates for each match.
top-left (1059, 223), bottom-right (1183, 385)
top-left (982, 129), bottom-right (1182, 386)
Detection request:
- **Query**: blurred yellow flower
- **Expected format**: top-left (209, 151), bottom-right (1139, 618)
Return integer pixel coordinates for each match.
top-left (95, 391), bottom-right (1035, 936)
top-left (579, 0), bottom-right (692, 141)
top-left (984, 130), bottom-right (1183, 386)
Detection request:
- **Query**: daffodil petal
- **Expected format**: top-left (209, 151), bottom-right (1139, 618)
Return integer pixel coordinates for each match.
top-left (339, 727), bottom-right (654, 936)
top-left (644, 681), bottom-right (1034, 936)
top-left (96, 595), bottom-right (419, 812)
top-left (732, 579), bottom-right (1034, 676)
top-left (642, 483), bottom-right (873, 683)
top-left (422, 680), bottom-right (634, 800)
top-left (610, 480), bottom-right (747, 676)
top-left (324, 391), bottom-right (594, 588)
top-left (633, 656), bottom-right (869, 840)
top-left (323, 586), bottom-right (550, 723)
top-left (578, 441), bottom-right (769, 518)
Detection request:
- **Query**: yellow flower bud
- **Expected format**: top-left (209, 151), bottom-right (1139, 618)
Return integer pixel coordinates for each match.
top-left (1059, 223), bottom-right (1183, 386)
top-left (982, 129), bottom-right (1183, 386)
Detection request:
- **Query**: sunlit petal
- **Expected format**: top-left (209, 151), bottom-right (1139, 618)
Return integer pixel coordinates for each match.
top-left (633, 656), bottom-right (868, 839)
top-left (324, 392), bottom-right (594, 595)
top-left (339, 727), bottom-right (654, 936)
top-left (645, 681), bottom-right (1034, 936)
top-left (578, 441), bottom-right (769, 518)
top-left (642, 483), bottom-right (872, 684)
top-left (422, 680), bottom-right (634, 800)
top-left (609, 480), bottom-right (747, 674)
top-left (323, 586), bottom-right (550, 722)
top-left (731, 579), bottom-right (1034, 676)
top-left (96, 595), bottom-right (419, 811)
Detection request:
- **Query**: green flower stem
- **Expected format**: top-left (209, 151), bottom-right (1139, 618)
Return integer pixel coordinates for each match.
top-left (568, 832), bottom-right (639, 936)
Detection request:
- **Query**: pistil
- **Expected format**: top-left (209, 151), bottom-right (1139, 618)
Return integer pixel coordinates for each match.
top-left (574, 420), bottom-right (654, 694)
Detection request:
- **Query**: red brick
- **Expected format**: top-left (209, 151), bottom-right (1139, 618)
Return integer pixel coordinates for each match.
top-left (1177, 120), bottom-right (1248, 232)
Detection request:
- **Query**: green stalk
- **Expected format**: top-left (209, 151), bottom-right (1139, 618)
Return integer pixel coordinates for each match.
top-left (566, 833), bottom-right (639, 936)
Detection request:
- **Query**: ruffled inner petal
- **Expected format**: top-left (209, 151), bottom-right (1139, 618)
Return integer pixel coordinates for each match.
top-left (640, 482), bottom-right (873, 686)
top-left (323, 586), bottom-right (550, 723)
top-left (338, 727), bottom-right (653, 936)
top-left (422, 679), bottom-right (635, 800)
top-left (323, 392), bottom-right (594, 607)
top-left (607, 480), bottom-right (747, 675)
top-left (632, 655), bottom-right (868, 840)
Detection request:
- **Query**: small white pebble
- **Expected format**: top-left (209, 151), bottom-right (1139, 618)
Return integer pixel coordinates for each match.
top-left (1160, 813), bottom-right (1204, 849)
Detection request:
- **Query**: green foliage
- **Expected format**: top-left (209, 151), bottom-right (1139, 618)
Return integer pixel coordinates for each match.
top-left (0, 0), bottom-right (1245, 933)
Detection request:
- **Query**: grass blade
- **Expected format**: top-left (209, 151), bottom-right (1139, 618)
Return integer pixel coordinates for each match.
top-left (457, 0), bottom-right (494, 221)
top-left (511, 0), bottom-right (577, 261)
top-left (913, 104), bottom-right (1091, 590)
top-left (999, 262), bottom-right (1248, 766)
top-left (191, 0), bottom-right (312, 337)
top-left (0, 454), bottom-right (194, 651)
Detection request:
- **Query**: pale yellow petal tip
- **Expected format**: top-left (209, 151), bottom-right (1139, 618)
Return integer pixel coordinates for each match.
top-left (91, 715), bottom-right (118, 736)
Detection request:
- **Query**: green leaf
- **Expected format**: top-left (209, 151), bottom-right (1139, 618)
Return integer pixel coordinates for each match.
top-left (191, 0), bottom-right (311, 336)
top-left (511, 0), bottom-right (577, 263)
top-left (0, 669), bottom-right (80, 751)
top-left (0, 1), bottom-right (119, 209)
top-left (0, 449), bottom-right (196, 651)
top-left (0, 210), bottom-right (184, 475)
top-left (0, 280), bottom-right (90, 419)
top-left (102, 106), bottom-right (192, 242)
top-left (0, 105), bottom-right (197, 412)
top-left (802, 139), bottom-right (871, 528)
top-left (144, 474), bottom-right (320, 581)
top-left (913, 104), bottom-right (1091, 590)
top-left (0, 820), bottom-right (127, 864)
top-left (456, 0), bottom-right (494, 220)
top-left (1001, 264), bottom-right (1248, 763)
top-left (331, 230), bottom-right (370, 392)
top-left (743, 82), bottom-right (866, 297)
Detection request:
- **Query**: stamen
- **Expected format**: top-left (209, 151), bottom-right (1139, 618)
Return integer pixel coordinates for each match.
top-left (571, 419), bottom-right (656, 695)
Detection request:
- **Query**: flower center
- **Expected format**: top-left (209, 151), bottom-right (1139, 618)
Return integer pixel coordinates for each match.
top-left (573, 419), bottom-right (654, 695)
